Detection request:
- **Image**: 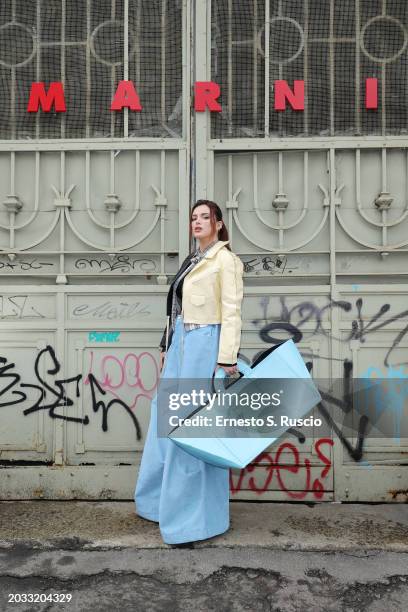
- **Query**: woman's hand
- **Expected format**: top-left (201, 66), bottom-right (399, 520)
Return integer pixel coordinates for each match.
top-left (215, 363), bottom-right (238, 376)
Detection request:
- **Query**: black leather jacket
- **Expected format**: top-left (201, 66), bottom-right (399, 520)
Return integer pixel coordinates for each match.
top-left (158, 253), bottom-right (193, 352)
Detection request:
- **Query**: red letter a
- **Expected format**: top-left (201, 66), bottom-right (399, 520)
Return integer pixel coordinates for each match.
top-left (194, 82), bottom-right (222, 112)
top-left (274, 80), bottom-right (304, 111)
top-left (110, 81), bottom-right (142, 111)
top-left (27, 82), bottom-right (66, 112)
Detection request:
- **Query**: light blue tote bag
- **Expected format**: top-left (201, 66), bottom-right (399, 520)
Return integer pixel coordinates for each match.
top-left (169, 339), bottom-right (322, 469)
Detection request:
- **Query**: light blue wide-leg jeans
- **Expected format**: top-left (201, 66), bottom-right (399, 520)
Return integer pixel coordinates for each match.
top-left (134, 315), bottom-right (230, 544)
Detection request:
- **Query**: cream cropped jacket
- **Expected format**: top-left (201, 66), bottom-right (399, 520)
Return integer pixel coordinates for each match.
top-left (160, 240), bottom-right (244, 366)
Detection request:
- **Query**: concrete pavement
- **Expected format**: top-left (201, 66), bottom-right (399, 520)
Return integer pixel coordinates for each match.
top-left (0, 501), bottom-right (407, 611)
top-left (0, 500), bottom-right (407, 551)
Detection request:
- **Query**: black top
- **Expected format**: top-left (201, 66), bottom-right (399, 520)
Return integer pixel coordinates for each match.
top-left (158, 254), bottom-right (193, 353)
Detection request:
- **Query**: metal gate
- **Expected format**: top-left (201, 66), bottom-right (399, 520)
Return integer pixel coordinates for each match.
top-left (0, 0), bottom-right (407, 501)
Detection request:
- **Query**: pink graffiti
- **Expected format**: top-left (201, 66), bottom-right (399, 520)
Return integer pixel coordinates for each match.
top-left (84, 350), bottom-right (160, 410)
top-left (229, 438), bottom-right (334, 500)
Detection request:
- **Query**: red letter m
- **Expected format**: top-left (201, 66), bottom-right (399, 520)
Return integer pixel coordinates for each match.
top-left (27, 82), bottom-right (67, 112)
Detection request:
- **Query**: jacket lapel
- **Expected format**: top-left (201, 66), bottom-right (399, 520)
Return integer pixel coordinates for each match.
top-left (169, 253), bottom-right (194, 291)
top-left (186, 240), bottom-right (229, 277)
top-left (166, 240), bottom-right (229, 316)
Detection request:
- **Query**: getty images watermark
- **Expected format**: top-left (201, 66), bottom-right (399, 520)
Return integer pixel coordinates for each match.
top-left (156, 375), bottom-right (408, 439)
top-left (156, 378), bottom-right (325, 438)
top-left (166, 388), bottom-right (323, 429)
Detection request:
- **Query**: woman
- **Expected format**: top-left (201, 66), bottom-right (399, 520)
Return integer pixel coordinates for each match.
top-left (134, 199), bottom-right (244, 546)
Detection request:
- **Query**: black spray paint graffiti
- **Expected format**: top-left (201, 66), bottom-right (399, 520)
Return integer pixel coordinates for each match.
top-left (0, 346), bottom-right (141, 439)
top-left (243, 255), bottom-right (288, 274)
top-left (74, 255), bottom-right (156, 274)
top-left (249, 296), bottom-right (408, 460)
top-left (0, 259), bottom-right (54, 271)
top-left (2, 344), bottom-right (370, 461)
top-left (255, 296), bottom-right (408, 367)
top-left (311, 360), bottom-right (369, 462)
top-left (237, 345), bottom-right (369, 462)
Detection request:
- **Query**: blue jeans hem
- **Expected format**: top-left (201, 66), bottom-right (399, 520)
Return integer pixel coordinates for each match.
top-left (160, 522), bottom-right (230, 545)
top-left (136, 508), bottom-right (159, 523)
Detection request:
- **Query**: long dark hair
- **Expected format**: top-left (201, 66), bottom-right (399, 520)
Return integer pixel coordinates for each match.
top-left (189, 200), bottom-right (231, 251)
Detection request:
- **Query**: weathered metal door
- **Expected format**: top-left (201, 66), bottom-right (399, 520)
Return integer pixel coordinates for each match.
top-left (203, 0), bottom-right (408, 502)
top-left (0, 0), bottom-right (407, 502)
top-left (0, 0), bottom-right (190, 499)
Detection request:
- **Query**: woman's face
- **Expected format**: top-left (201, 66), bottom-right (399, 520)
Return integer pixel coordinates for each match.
top-left (191, 204), bottom-right (219, 241)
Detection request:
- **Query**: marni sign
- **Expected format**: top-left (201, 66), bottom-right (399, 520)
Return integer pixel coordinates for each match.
top-left (26, 79), bottom-right (379, 113)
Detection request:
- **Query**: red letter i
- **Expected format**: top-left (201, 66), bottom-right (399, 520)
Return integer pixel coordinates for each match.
top-left (365, 78), bottom-right (378, 109)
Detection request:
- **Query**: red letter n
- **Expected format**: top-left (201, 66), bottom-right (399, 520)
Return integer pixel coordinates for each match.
top-left (27, 82), bottom-right (66, 112)
top-left (194, 81), bottom-right (222, 112)
top-left (274, 80), bottom-right (304, 111)
top-left (110, 80), bottom-right (142, 111)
